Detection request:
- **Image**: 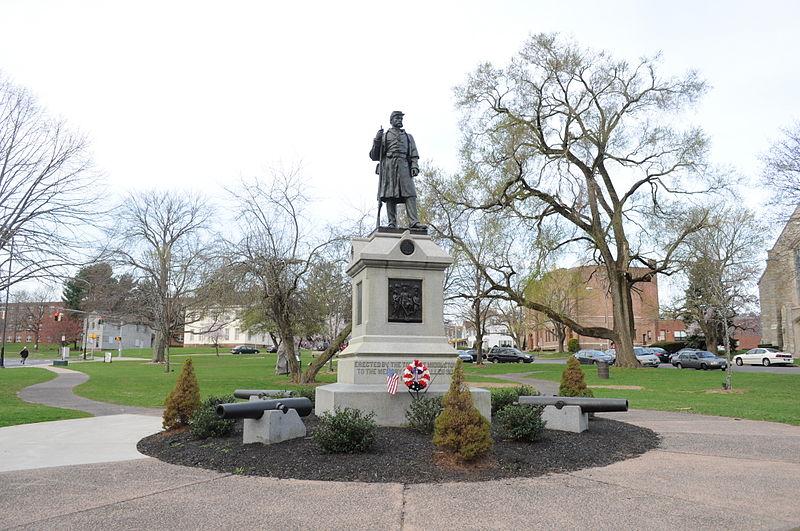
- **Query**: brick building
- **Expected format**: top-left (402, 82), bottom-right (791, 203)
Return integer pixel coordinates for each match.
top-left (1, 302), bottom-right (81, 347)
top-left (525, 266), bottom-right (659, 351)
top-left (759, 206), bottom-right (800, 353)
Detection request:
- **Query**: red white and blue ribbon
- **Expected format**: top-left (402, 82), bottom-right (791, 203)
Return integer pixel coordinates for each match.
top-left (402, 360), bottom-right (431, 392)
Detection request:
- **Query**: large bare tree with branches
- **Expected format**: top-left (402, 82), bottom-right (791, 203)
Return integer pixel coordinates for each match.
top-left (111, 190), bottom-right (215, 370)
top-left (761, 121), bottom-right (800, 219)
top-left (426, 34), bottom-right (718, 367)
top-left (228, 168), bottom-right (350, 384)
top-left (0, 73), bottom-right (101, 291)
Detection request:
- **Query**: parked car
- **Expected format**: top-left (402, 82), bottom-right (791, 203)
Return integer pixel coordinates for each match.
top-left (461, 349), bottom-right (487, 362)
top-left (671, 350), bottom-right (728, 370)
top-left (633, 347), bottom-right (661, 367)
top-left (733, 347), bottom-right (795, 367)
top-left (604, 348), bottom-right (658, 366)
top-left (487, 346), bottom-right (535, 363)
top-left (267, 345), bottom-right (278, 353)
top-left (649, 346), bottom-right (671, 364)
top-left (457, 350), bottom-right (475, 363)
top-left (603, 348), bottom-right (617, 364)
top-left (230, 345), bottom-right (260, 354)
top-left (670, 348), bottom-right (699, 364)
top-left (574, 349), bottom-right (615, 365)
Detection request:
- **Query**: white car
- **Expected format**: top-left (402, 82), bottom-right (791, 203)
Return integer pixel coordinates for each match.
top-left (733, 348), bottom-right (795, 367)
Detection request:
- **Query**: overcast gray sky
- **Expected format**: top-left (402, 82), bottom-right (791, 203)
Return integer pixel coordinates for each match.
top-left (2, 0), bottom-right (798, 222)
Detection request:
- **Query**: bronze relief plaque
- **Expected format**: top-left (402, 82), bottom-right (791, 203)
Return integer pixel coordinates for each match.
top-left (388, 278), bottom-right (422, 323)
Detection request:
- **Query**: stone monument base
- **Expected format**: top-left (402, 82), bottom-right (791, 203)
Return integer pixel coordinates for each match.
top-left (315, 383), bottom-right (491, 427)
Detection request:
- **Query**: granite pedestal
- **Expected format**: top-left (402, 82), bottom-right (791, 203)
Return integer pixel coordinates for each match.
top-left (316, 228), bottom-right (490, 426)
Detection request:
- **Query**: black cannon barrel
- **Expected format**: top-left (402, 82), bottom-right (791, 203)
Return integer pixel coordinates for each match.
top-left (517, 396), bottom-right (628, 413)
top-left (216, 397), bottom-right (313, 419)
top-left (233, 389), bottom-right (295, 399)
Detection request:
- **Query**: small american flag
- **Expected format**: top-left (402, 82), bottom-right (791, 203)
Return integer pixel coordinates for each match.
top-left (387, 368), bottom-right (399, 395)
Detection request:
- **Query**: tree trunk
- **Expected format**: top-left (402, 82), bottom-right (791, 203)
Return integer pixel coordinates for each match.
top-left (299, 323), bottom-right (352, 384)
top-left (609, 274), bottom-right (638, 367)
top-left (152, 331), bottom-right (166, 363)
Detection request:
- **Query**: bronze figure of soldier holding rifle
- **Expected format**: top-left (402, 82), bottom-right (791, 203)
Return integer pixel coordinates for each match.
top-left (370, 111), bottom-right (426, 230)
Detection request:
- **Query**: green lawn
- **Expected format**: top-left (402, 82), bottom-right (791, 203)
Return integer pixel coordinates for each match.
top-left (465, 362), bottom-right (800, 425)
top-left (3, 355), bottom-right (798, 427)
top-left (69, 351), bottom-right (337, 408)
top-left (0, 368), bottom-right (92, 427)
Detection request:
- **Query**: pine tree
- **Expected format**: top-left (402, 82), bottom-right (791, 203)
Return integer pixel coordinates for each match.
top-left (162, 357), bottom-right (201, 430)
top-left (433, 359), bottom-right (492, 461)
top-left (559, 356), bottom-right (594, 397)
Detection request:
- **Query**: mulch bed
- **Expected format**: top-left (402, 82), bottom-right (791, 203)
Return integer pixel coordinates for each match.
top-left (137, 415), bottom-right (660, 483)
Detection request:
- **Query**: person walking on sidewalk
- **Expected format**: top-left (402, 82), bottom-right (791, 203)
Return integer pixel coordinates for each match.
top-left (19, 345), bottom-right (29, 365)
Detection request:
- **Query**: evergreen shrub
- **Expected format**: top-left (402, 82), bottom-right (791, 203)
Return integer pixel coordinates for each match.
top-left (162, 358), bottom-right (201, 431)
top-left (190, 394), bottom-right (237, 439)
top-left (312, 407), bottom-right (377, 453)
top-left (567, 338), bottom-right (581, 353)
top-left (559, 356), bottom-right (594, 397)
top-left (433, 359), bottom-right (492, 461)
top-left (405, 396), bottom-right (442, 433)
top-left (490, 385), bottom-right (539, 416)
top-left (496, 404), bottom-right (546, 442)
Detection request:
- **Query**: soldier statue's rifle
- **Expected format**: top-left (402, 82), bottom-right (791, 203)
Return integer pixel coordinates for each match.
top-left (376, 125), bottom-right (384, 229)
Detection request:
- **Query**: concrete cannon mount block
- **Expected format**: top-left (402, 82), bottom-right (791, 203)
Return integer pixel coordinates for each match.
top-left (315, 383), bottom-right (491, 427)
top-left (541, 405), bottom-right (588, 433)
top-left (243, 409), bottom-right (307, 445)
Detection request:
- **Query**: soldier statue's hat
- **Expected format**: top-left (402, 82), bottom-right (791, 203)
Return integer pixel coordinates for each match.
top-left (390, 110), bottom-right (405, 119)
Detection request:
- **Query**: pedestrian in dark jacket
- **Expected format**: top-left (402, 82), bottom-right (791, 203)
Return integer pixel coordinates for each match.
top-left (20, 346), bottom-right (29, 365)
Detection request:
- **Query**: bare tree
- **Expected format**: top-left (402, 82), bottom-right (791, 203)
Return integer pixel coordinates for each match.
top-left (674, 205), bottom-right (766, 387)
top-left (110, 190), bottom-right (214, 371)
top-left (432, 34), bottom-right (717, 367)
top-left (0, 73), bottom-right (102, 291)
top-left (761, 121), bottom-right (800, 218)
top-left (228, 167), bottom-right (349, 383)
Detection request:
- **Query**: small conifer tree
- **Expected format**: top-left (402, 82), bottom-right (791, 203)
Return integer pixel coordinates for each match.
top-left (433, 359), bottom-right (492, 461)
top-left (559, 355), bottom-right (594, 397)
top-left (567, 337), bottom-right (581, 353)
top-left (162, 357), bottom-right (201, 430)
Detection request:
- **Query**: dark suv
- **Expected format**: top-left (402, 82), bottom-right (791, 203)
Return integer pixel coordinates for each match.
top-left (230, 345), bottom-right (260, 354)
top-left (487, 347), bottom-right (535, 363)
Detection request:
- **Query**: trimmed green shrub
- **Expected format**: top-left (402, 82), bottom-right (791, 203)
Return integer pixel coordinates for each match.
top-left (312, 407), bottom-right (377, 453)
top-left (567, 338), bottom-right (581, 353)
top-left (405, 396), bottom-right (442, 433)
top-left (559, 356), bottom-right (594, 397)
top-left (496, 404), bottom-right (546, 442)
top-left (649, 341), bottom-right (686, 354)
top-left (162, 358), bottom-right (201, 431)
top-left (490, 385), bottom-right (539, 416)
top-left (190, 394), bottom-right (237, 439)
top-left (433, 359), bottom-right (492, 461)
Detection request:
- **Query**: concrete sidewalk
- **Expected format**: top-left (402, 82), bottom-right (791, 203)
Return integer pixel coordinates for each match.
top-left (0, 409), bottom-right (797, 530)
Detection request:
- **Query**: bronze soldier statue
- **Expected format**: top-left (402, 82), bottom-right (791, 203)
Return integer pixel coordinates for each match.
top-left (370, 111), bottom-right (426, 230)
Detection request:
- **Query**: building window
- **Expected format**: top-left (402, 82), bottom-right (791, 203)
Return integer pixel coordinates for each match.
top-left (658, 331), bottom-right (665, 341)
top-left (674, 330), bottom-right (686, 340)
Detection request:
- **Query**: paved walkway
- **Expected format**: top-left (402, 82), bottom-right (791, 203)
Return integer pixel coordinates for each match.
top-left (0, 367), bottom-right (798, 529)
top-left (19, 366), bottom-right (163, 417)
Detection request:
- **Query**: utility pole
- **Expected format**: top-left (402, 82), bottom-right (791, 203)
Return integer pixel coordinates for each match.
top-left (0, 237), bottom-right (14, 369)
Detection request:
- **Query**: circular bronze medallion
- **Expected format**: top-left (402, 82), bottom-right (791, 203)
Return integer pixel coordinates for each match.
top-left (400, 239), bottom-right (415, 255)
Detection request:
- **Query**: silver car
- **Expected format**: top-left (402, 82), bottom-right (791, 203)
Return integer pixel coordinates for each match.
top-left (634, 347), bottom-right (660, 367)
